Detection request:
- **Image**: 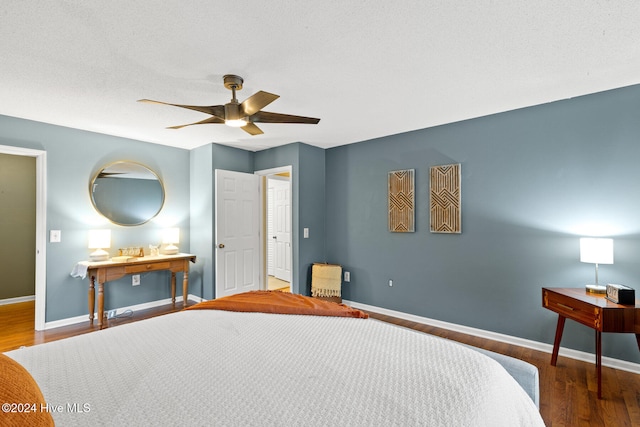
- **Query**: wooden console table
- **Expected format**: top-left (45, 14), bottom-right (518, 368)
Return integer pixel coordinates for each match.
top-left (542, 287), bottom-right (640, 399)
top-left (77, 254), bottom-right (196, 329)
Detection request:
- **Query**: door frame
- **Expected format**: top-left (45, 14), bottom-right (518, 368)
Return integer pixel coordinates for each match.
top-left (254, 166), bottom-right (293, 292)
top-left (0, 144), bottom-right (47, 330)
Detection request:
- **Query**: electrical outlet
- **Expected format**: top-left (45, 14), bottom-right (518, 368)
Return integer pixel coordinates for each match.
top-left (389, 280), bottom-right (393, 287)
top-left (132, 275), bottom-right (141, 286)
top-left (344, 271), bottom-right (350, 282)
top-left (107, 309), bottom-right (117, 319)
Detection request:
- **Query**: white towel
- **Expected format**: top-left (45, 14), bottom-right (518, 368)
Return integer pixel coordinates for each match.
top-left (70, 262), bottom-right (89, 279)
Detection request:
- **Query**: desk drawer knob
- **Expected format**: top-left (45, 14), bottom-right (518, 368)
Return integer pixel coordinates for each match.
top-left (556, 303), bottom-right (575, 311)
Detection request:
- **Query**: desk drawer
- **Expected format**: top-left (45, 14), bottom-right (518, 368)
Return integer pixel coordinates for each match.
top-left (125, 262), bottom-right (171, 274)
top-left (543, 290), bottom-right (600, 329)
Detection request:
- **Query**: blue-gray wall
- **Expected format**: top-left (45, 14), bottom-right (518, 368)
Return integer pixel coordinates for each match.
top-left (189, 143), bottom-right (213, 300)
top-left (0, 115), bottom-right (190, 322)
top-left (188, 142), bottom-right (325, 298)
top-left (189, 143), bottom-right (254, 300)
top-left (2, 83), bottom-right (640, 364)
top-left (255, 142), bottom-right (326, 295)
top-left (325, 84), bottom-right (640, 363)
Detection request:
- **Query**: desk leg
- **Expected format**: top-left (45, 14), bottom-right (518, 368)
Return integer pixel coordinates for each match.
top-left (98, 281), bottom-right (104, 330)
top-left (183, 270), bottom-right (189, 308)
top-left (88, 276), bottom-right (96, 325)
top-left (596, 330), bottom-right (602, 399)
top-left (171, 272), bottom-right (176, 306)
top-left (635, 334), bottom-right (640, 352)
top-left (551, 315), bottom-right (566, 366)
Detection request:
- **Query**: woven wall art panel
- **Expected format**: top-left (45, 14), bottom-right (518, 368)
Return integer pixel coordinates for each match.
top-left (430, 164), bottom-right (461, 233)
top-left (388, 169), bottom-right (415, 232)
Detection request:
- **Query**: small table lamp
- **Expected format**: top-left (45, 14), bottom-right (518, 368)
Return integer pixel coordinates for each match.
top-left (580, 237), bottom-right (613, 294)
top-left (162, 227), bottom-right (179, 255)
top-left (88, 229), bottom-right (111, 261)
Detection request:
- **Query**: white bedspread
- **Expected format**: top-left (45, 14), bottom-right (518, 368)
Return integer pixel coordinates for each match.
top-left (6, 310), bottom-right (544, 426)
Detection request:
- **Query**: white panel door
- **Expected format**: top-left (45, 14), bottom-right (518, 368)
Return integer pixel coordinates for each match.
top-left (272, 179), bottom-right (291, 282)
top-left (267, 186), bottom-right (275, 276)
top-left (215, 169), bottom-right (260, 298)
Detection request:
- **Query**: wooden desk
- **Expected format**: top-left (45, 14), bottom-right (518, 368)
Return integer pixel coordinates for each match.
top-left (82, 254), bottom-right (196, 329)
top-left (542, 287), bottom-right (640, 399)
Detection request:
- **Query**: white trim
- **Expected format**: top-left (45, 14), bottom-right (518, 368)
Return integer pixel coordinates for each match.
top-left (43, 294), bottom-right (203, 330)
top-left (0, 145), bottom-right (44, 157)
top-left (188, 294), bottom-right (206, 304)
top-left (254, 166), bottom-right (292, 176)
top-left (0, 295), bottom-right (36, 306)
top-left (0, 145), bottom-right (47, 331)
top-left (34, 151), bottom-right (47, 330)
top-left (344, 299), bottom-right (640, 375)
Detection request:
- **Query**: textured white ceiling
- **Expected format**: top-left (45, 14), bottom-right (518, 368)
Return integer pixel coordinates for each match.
top-left (1, 1), bottom-right (639, 151)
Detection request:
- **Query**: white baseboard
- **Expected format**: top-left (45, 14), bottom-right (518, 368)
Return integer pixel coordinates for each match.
top-left (344, 299), bottom-right (640, 375)
top-left (42, 294), bottom-right (203, 330)
top-left (0, 295), bottom-right (35, 306)
top-left (188, 294), bottom-right (205, 304)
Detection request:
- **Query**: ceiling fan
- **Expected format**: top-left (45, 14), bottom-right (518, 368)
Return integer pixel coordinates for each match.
top-left (138, 74), bottom-right (320, 136)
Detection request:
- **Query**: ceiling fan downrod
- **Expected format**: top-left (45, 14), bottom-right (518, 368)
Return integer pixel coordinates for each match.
top-left (223, 75), bottom-right (245, 124)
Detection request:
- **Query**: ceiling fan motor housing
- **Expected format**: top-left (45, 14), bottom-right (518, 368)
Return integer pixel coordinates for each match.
top-left (223, 74), bottom-right (244, 91)
top-left (224, 101), bottom-right (243, 121)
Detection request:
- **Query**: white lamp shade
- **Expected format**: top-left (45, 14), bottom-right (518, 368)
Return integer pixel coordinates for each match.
top-left (88, 229), bottom-right (111, 249)
top-left (580, 238), bottom-right (613, 265)
top-left (162, 228), bottom-right (180, 244)
top-left (162, 228), bottom-right (179, 255)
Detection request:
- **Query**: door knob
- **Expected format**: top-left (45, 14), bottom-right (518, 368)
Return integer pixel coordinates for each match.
top-left (218, 243), bottom-right (225, 249)
top-left (272, 236), bottom-right (277, 239)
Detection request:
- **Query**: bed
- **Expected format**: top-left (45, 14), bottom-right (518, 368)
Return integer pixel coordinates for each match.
top-left (3, 292), bottom-right (544, 426)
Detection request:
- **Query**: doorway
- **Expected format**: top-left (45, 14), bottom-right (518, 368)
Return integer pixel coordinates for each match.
top-left (0, 153), bottom-right (36, 302)
top-left (256, 166), bottom-right (293, 293)
top-left (0, 145), bottom-right (47, 331)
top-left (213, 166), bottom-right (294, 298)
top-left (266, 174), bottom-right (291, 292)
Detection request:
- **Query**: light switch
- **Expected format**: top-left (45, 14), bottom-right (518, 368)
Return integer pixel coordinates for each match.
top-left (50, 230), bottom-right (61, 243)
top-left (303, 228), bottom-right (309, 238)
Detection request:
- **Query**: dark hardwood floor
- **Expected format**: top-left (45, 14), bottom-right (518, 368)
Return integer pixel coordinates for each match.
top-left (0, 300), bottom-right (185, 352)
top-left (2, 301), bottom-right (640, 426)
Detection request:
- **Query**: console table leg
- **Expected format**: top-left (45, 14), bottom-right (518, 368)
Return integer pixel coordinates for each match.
top-left (182, 270), bottom-right (189, 308)
top-left (551, 315), bottom-right (566, 366)
top-left (636, 334), bottom-right (640, 352)
top-left (89, 276), bottom-right (96, 325)
top-left (596, 330), bottom-right (602, 399)
top-left (171, 272), bottom-right (176, 306)
top-left (98, 281), bottom-right (104, 330)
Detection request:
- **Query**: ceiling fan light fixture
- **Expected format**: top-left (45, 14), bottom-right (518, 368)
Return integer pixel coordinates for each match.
top-left (224, 99), bottom-right (247, 127)
top-left (225, 118), bottom-right (247, 127)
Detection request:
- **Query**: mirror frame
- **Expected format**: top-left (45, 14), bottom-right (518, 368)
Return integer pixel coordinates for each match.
top-left (89, 161), bottom-right (165, 226)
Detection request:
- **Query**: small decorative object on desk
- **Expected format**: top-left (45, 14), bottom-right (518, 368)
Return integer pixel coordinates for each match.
top-left (149, 244), bottom-right (159, 256)
top-left (118, 247), bottom-right (144, 257)
top-left (605, 283), bottom-right (635, 305)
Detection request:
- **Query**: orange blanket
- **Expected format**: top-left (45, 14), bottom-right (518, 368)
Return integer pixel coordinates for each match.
top-left (186, 291), bottom-right (368, 319)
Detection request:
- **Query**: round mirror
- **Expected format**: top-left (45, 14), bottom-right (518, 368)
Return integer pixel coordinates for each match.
top-left (90, 161), bottom-right (165, 226)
